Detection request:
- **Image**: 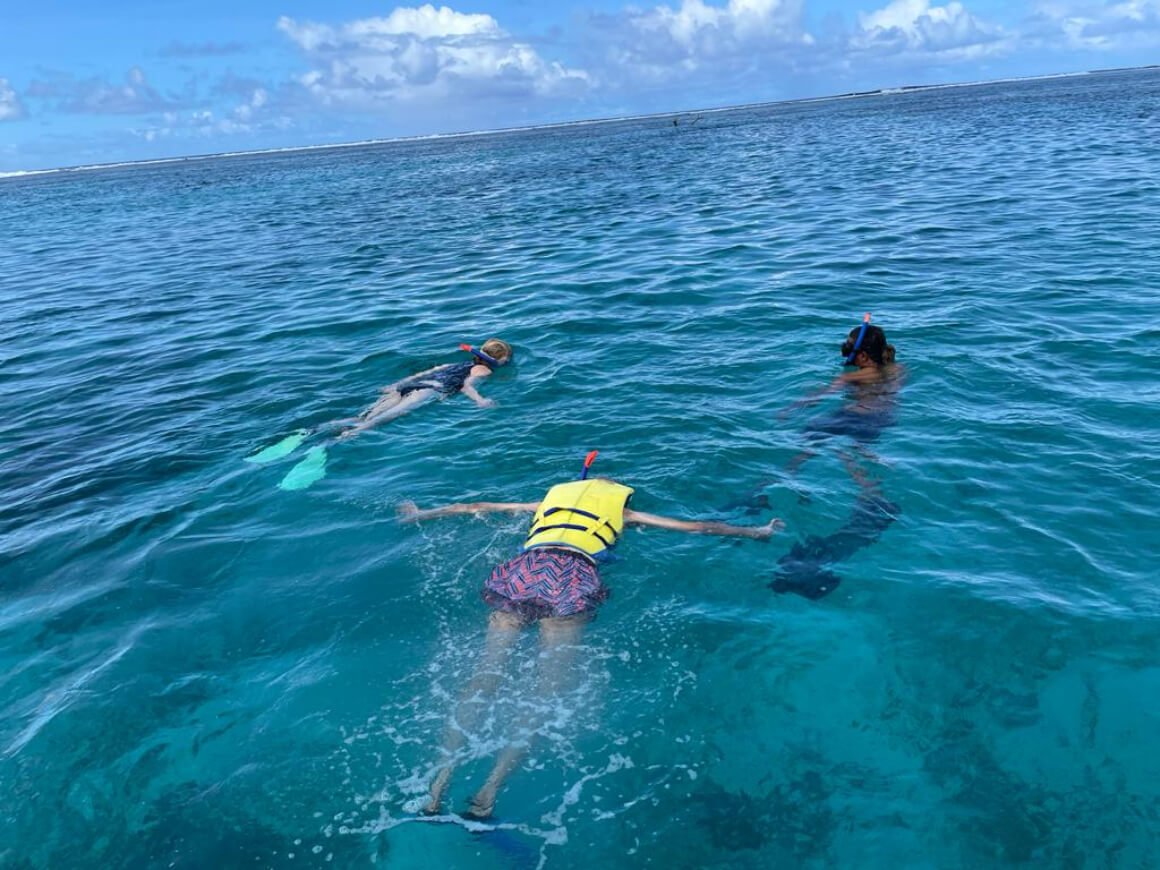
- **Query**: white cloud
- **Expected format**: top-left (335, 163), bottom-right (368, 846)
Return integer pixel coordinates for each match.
top-left (27, 67), bottom-right (187, 115)
top-left (604, 0), bottom-right (814, 80)
top-left (0, 77), bottom-right (27, 121)
top-left (594, 0), bottom-right (1013, 90)
top-left (855, 0), bottom-right (1008, 58)
top-left (632, 0), bottom-right (807, 45)
top-left (1027, 0), bottom-right (1160, 48)
top-left (277, 4), bottom-right (589, 107)
top-left (232, 87), bottom-right (269, 121)
top-left (350, 5), bottom-right (499, 39)
top-left (133, 91), bottom-right (290, 143)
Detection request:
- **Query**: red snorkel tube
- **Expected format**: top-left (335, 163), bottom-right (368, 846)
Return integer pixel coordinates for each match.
top-left (579, 450), bottom-right (599, 480)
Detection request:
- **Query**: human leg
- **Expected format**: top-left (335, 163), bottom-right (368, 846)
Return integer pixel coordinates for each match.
top-left (425, 610), bottom-right (524, 814)
top-left (358, 388), bottom-right (405, 421)
top-left (785, 448), bottom-right (815, 476)
top-left (839, 448), bottom-right (873, 493)
top-left (467, 615), bottom-right (588, 819)
top-left (339, 389), bottom-right (436, 440)
top-left (841, 442), bottom-right (888, 497)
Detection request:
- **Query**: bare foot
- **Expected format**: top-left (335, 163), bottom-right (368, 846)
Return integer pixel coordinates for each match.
top-left (424, 768), bottom-right (452, 815)
top-left (466, 789), bottom-right (496, 820)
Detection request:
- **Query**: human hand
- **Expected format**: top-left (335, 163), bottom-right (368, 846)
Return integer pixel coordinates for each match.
top-left (397, 501), bottom-right (420, 522)
top-left (757, 518), bottom-right (785, 540)
top-left (476, 398), bottom-right (497, 409)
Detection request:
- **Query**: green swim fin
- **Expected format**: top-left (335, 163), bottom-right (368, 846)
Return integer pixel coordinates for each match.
top-left (278, 446), bottom-right (329, 491)
top-left (245, 429), bottom-right (309, 464)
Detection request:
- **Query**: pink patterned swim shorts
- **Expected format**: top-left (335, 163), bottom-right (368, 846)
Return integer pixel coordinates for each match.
top-left (482, 548), bottom-right (608, 620)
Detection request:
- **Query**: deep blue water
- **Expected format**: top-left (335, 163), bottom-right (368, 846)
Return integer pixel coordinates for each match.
top-left (2, 69), bottom-right (1159, 868)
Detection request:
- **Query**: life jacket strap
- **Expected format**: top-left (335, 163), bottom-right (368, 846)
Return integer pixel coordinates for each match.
top-left (531, 522), bottom-right (615, 548)
top-left (536, 506), bottom-right (621, 542)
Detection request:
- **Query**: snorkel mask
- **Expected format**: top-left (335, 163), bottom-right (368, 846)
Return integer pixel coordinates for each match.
top-left (840, 313), bottom-right (872, 365)
top-left (460, 343), bottom-right (505, 368)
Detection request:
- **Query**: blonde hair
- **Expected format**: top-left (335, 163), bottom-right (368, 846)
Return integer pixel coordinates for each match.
top-left (481, 338), bottom-right (513, 364)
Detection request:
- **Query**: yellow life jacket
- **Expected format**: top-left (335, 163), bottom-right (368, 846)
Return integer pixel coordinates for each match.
top-left (524, 479), bottom-right (635, 560)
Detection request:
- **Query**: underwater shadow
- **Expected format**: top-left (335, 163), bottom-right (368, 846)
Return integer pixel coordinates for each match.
top-left (769, 493), bottom-right (900, 600)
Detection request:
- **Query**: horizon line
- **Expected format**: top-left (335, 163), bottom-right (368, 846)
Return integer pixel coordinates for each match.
top-left (3, 63), bottom-right (1157, 180)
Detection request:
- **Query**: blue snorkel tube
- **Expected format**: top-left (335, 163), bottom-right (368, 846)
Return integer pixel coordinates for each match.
top-left (460, 343), bottom-right (503, 368)
top-left (579, 450), bottom-right (599, 480)
top-left (577, 450), bottom-right (620, 562)
top-left (843, 313), bottom-right (872, 365)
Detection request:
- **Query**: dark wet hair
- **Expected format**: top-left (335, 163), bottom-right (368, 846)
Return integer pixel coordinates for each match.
top-left (841, 324), bottom-right (889, 364)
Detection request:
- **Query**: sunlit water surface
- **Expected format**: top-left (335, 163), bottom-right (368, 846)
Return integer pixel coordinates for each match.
top-left (2, 70), bottom-right (1158, 868)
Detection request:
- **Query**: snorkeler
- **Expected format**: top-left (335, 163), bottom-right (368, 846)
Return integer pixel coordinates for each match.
top-left (780, 314), bottom-right (905, 494)
top-left (398, 452), bottom-right (781, 820)
top-left (338, 339), bottom-right (513, 438)
top-left (246, 339), bottom-right (513, 490)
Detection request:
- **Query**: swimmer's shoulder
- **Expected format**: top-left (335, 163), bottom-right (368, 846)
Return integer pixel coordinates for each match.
top-left (839, 368), bottom-right (879, 385)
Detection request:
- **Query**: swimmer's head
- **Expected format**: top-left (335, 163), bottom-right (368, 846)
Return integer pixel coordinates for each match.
top-left (841, 323), bottom-right (888, 366)
top-left (481, 338), bottom-right (514, 366)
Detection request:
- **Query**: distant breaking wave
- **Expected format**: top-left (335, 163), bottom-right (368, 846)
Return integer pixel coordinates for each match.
top-left (4, 66), bottom-right (1153, 181)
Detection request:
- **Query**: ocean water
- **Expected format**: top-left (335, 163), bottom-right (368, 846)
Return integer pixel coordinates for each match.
top-left (2, 69), bottom-right (1159, 868)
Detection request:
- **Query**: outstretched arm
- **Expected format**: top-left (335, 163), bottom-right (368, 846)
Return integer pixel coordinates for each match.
top-left (461, 366), bottom-right (495, 408)
top-left (779, 377), bottom-right (841, 419)
top-left (624, 509), bottom-right (783, 541)
top-left (780, 368), bottom-right (881, 418)
top-left (784, 372), bottom-right (853, 412)
top-left (397, 500), bottom-right (540, 522)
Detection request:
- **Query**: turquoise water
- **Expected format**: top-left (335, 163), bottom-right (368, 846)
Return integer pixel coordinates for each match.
top-left (3, 69), bottom-right (1159, 867)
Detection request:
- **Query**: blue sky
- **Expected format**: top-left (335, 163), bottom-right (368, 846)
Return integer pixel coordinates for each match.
top-left (2, 0), bottom-right (1158, 171)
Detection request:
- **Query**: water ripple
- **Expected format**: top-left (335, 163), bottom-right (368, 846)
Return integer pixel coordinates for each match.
top-left (1, 70), bottom-right (1158, 867)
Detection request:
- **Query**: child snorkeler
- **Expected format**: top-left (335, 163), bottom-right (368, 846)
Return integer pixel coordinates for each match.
top-left (246, 339), bottom-right (513, 490)
top-left (398, 452), bottom-right (782, 820)
top-left (782, 314), bottom-right (905, 494)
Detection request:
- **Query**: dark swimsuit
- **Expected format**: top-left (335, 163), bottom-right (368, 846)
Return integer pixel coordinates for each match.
top-left (805, 409), bottom-right (895, 445)
top-left (805, 378), bottom-right (900, 446)
top-left (396, 361), bottom-right (477, 398)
